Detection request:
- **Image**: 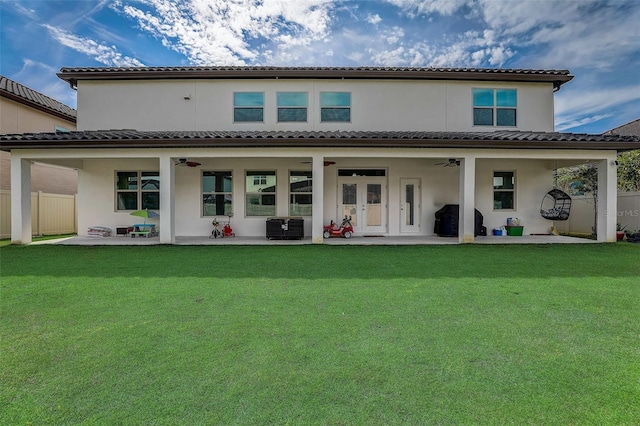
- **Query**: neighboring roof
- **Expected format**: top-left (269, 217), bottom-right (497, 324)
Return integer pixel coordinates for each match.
top-left (604, 118), bottom-right (640, 136)
top-left (0, 75), bottom-right (77, 123)
top-left (2, 130), bottom-right (638, 152)
top-left (57, 66), bottom-right (574, 91)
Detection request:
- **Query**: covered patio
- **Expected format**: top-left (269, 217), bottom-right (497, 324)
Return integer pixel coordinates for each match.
top-left (4, 130), bottom-right (638, 245)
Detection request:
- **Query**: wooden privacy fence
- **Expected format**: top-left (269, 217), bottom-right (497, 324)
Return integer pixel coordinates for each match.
top-left (0, 190), bottom-right (78, 238)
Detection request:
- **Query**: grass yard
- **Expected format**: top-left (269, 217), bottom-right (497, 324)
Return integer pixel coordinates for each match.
top-left (1, 244), bottom-right (639, 425)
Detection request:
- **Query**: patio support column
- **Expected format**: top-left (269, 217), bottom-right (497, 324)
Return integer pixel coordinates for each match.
top-left (10, 157), bottom-right (32, 245)
top-left (458, 156), bottom-right (476, 244)
top-left (597, 158), bottom-right (617, 242)
top-left (311, 155), bottom-right (325, 244)
top-left (159, 155), bottom-right (176, 244)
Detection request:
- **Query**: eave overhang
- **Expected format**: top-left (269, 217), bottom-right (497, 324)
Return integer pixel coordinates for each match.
top-left (2, 130), bottom-right (638, 152)
top-left (56, 66), bottom-right (574, 90)
top-left (0, 88), bottom-right (77, 123)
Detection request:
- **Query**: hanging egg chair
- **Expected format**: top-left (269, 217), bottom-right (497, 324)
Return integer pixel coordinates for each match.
top-left (540, 189), bottom-right (572, 221)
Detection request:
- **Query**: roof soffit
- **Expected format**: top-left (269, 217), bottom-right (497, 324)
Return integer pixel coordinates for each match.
top-left (56, 66), bottom-right (574, 89)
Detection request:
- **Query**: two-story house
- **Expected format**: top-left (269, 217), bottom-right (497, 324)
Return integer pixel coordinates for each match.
top-left (2, 67), bottom-right (638, 244)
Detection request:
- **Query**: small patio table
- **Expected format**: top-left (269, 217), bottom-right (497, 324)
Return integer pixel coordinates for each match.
top-left (130, 223), bottom-right (156, 238)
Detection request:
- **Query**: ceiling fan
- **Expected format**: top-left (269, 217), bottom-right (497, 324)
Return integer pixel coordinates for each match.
top-left (175, 158), bottom-right (202, 168)
top-left (300, 161), bottom-right (336, 167)
top-left (434, 158), bottom-right (460, 167)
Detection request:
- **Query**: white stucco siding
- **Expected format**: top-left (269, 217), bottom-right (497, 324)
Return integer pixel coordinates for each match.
top-left (77, 80), bottom-right (197, 131)
top-left (72, 154), bottom-right (553, 238)
top-left (475, 159), bottom-right (554, 234)
top-left (77, 158), bottom-right (160, 235)
top-left (77, 79), bottom-right (554, 132)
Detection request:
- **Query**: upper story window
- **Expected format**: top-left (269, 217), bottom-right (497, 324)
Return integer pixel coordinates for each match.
top-left (116, 171), bottom-right (159, 211)
top-left (493, 171), bottom-right (515, 210)
top-left (277, 92), bottom-right (308, 122)
top-left (473, 89), bottom-right (517, 127)
top-left (234, 92), bottom-right (264, 122)
top-left (320, 92), bottom-right (351, 122)
top-left (202, 171), bottom-right (233, 217)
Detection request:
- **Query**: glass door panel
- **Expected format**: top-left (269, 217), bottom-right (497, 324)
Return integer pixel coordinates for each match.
top-left (342, 183), bottom-right (358, 226)
top-left (405, 184), bottom-right (415, 226)
top-left (400, 178), bottom-right (420, 233)
top-left (366, 184), bottom-right (382, 227)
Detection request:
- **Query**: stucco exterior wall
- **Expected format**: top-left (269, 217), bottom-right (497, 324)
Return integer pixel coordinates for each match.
top-left (77, 79), bottom-right (555, 132)
top-left (475, 158), bottom-right (554, 232)
top-left (76, 155), bottom-right (553, 238)
top-left (0, 97), bottom-right (75, 134)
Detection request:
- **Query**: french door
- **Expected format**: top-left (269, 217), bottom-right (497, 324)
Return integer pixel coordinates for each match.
top-left (400, 178), bottom-right (421, 233)
top-left (339, 178), bottom-right (387, 235)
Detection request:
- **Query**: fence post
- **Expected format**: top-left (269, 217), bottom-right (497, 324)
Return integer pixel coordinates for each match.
top-left (37, 190), bottom-right (44, 236)
top-left (74, 193), bottom-right (78, 233)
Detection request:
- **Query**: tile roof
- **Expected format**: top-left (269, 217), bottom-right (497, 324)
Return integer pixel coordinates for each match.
top-left (604, 118), bottom-right (640, 136)
top-left (57, 66), bottom-right (574, 90)
top-left (0, 75), bottom-right (77, 122)
top-left (2, 130), bottom-right (638, 151)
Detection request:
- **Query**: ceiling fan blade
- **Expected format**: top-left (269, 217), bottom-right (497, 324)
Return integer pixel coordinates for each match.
top-left (434, 159), bottom-right (460, 167)
top-left (300, 161), bottom-right (336, 166)
top-left (175, 158), bottom-right (201, 167)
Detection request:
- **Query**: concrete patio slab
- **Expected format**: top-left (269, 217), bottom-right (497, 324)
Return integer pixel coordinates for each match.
top-left (44, 234), bottom-right (597, 246)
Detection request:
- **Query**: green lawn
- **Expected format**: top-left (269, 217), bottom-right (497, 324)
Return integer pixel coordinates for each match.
top-left (1, 244), bottom-right (639, 425)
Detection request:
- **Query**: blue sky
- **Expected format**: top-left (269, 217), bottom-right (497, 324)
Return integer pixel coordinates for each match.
top-left (1, 0), bottom-right (638, 134)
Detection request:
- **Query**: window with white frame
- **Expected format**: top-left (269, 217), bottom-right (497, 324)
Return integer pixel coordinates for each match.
top-left (277, 92), bottom-right (308, 122)
top-left (202, 171), bottom-right (232, 216)
top-left (289, 171), bottom-right (312, 216)
top-left (493, 171), bottom-right (515, 210)
top-left (116, 171), bottom-right (160, 211)
top-left (246, 170), bottom-right (276, 216)
top-left (234, 92), bottom-right (264, 122)
top-left (320, 92), bottom-right (351, 122)
top-left (473, 88), bottom-right (517, 126)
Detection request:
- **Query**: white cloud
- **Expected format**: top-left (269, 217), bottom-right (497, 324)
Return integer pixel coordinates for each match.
top-left (386, 0), bottom-right (468, 17)
top-left (14, 59), bottom-right (77, 109)
top-left (112, 0), bottom-right (335, 65)
top-left (366, 13), bottom-right (382, 25)
top-left (43, 24), bottom-right (145, 67)
top-left (555, 114), bottom-right (614, 132)
top-left (14, 3), bottom-right (39, 20)
top-left (555, 83), bottom-right (640, 131)
top-left (476, 0), bottom-right (640, 70)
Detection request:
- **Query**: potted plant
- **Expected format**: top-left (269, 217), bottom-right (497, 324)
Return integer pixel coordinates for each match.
top-left (625, 229), bottom-right (640, 243)
top-left (617, 223), bottom-right (627, 241)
